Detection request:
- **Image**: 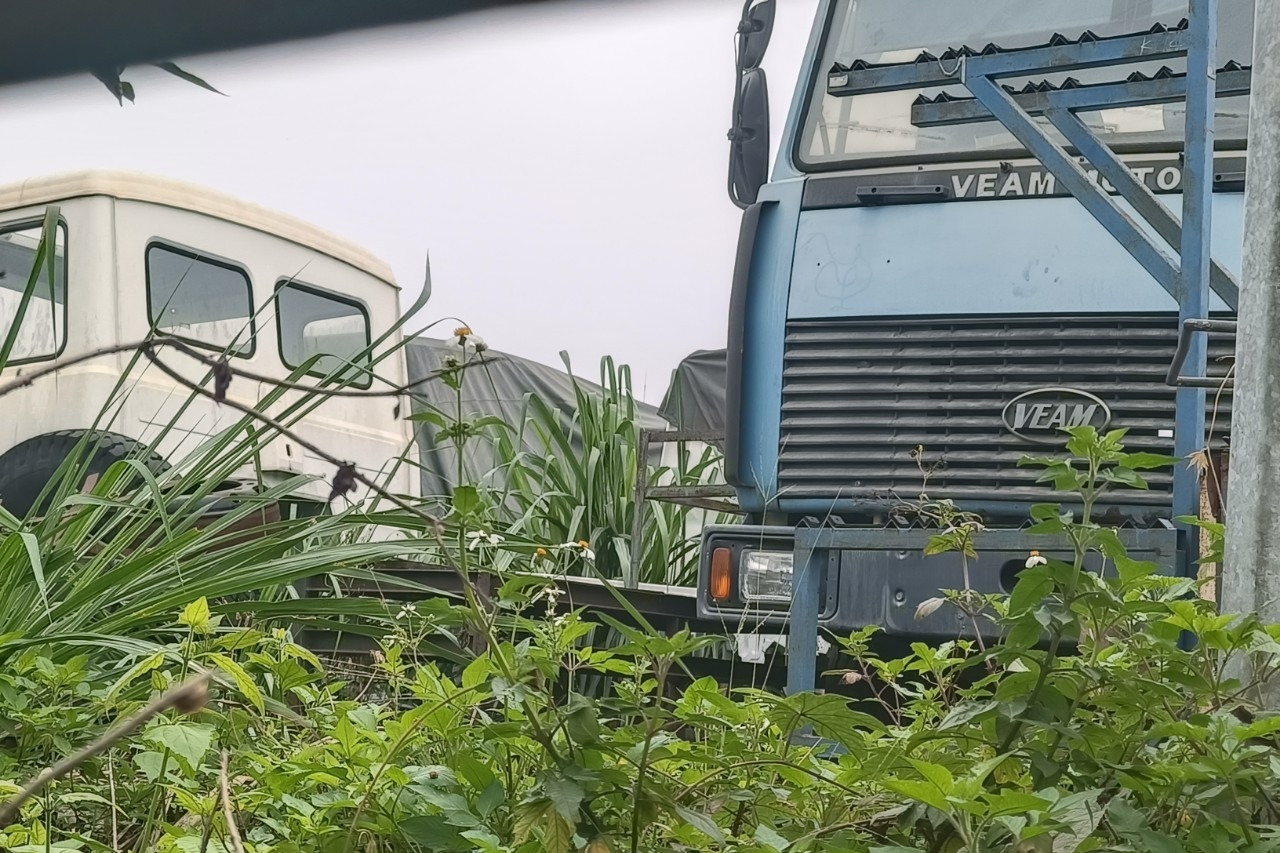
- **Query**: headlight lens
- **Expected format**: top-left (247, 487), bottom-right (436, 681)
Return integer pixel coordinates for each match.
top-left (741, 549), bottom-right (794, 602)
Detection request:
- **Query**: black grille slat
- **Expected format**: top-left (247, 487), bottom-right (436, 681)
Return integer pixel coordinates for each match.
top-left (778, 315), bottom-right (1234, 510)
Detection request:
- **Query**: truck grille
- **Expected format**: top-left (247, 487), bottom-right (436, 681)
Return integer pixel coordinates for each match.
top-left (779, 315), bottom-right (1233, 509)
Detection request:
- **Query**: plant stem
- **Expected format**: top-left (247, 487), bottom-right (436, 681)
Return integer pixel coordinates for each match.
top-left (219, 751), bottom-right (246, 853)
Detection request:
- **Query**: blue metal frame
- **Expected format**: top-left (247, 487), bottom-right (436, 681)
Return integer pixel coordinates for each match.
top-left (1173, 0), bottom-right (1218, 565)
top-left (784, 1), bottom-right (1234, 695)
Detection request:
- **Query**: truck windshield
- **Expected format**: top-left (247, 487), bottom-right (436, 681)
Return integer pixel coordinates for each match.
top-left (798, 0), bottom-right (1254, 168)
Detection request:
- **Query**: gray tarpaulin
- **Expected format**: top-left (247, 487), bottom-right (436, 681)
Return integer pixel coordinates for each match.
top-left (406, 338), bottom-right (668, 498)
top-left (657, 348), bottom-right (727, 436)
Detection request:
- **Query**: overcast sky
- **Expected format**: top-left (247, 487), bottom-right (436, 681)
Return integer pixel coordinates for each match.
top-left (1, 0), bottom-right (819, 403)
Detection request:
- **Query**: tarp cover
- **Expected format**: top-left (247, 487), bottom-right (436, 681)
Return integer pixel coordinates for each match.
top-left (406, 338), bottom-right (668, 498)
top-left (658, 348), bottom-right (727, 435)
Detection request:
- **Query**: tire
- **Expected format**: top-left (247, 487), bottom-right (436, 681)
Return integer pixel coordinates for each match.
top-left (0, 430), bottom-right (170, 518)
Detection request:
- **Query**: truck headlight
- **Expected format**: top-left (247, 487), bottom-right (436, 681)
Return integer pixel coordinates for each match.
top-left (741, 549), bottom-right (794, 602)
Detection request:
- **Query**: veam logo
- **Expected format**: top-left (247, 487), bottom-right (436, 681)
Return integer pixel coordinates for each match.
top-left (1001, 388), bottom-right (1112, 445)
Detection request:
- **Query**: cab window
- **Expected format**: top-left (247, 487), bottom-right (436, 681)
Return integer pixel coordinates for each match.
top-left (146, 242), bottom-right (254, 355)
top-left (0, 219), bottom-right (67, 364)
top-left (275, 280), bottom-right (372, 387)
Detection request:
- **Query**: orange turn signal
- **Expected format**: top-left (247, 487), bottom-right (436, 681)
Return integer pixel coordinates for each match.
top-left (710, 547), bottom-right (733, 602)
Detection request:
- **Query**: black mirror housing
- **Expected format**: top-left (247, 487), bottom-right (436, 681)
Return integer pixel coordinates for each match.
top-left (737, 0), bottom-right (775, 70)
top-left (729, 66), bottom-right (770, 207)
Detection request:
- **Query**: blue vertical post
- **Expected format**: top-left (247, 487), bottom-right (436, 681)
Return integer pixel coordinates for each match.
top-left (1174, 0), bottom-right (1216, 574)
top-left (786, 533), bottom-right (820, 695)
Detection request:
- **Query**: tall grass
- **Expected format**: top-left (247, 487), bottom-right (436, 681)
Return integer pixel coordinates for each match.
top-left (490, 354), bottom-right (728, 586)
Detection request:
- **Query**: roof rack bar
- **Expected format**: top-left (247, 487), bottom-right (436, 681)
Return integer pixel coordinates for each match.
top-left (828, 26), bottom-right (1190, 96)
top-left (912, 67), bottom-right (1251, 128)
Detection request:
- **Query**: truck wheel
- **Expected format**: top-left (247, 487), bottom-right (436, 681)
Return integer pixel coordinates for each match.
top-left (0, 430), bottom-right (170, 518)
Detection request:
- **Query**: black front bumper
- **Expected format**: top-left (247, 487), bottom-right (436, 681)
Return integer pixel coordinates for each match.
top-left (697, 524), bottom-right (1180, 641)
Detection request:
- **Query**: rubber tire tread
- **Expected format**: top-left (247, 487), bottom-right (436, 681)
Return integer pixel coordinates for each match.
top-left (0, 430), bottom-right (169, 518)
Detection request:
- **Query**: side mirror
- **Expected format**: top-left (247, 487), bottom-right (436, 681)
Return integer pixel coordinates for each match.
top-left (737, 0), bottom-right (775, 71)
top-left (729, 66), bottom-right (770, 207)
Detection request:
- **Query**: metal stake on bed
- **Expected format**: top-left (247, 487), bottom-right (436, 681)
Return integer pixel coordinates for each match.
top-left (787, 0), bottom-right (1239, 695)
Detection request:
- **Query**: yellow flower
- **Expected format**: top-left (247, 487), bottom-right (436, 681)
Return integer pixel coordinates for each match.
top-left (535, 547), bottom-right (548, 557)
top-left (578, 540), bottom-right (590, 549)
top-left (453, 325), bottom-right (472, 337)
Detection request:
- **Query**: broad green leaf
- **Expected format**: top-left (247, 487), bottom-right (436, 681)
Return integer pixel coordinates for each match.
top-left (134, 750), bottom-right (168, 782)
top-left (476, 779), bottom-right (504, 817)
top-left (347, 704), bottom-right (380, 732)
top-left (400, 815), bottom-right (469, 852)
top-left (106, 651), bottom-right (168, 700)
top-left (938, 700), bottom-right (998, 731)
top-left (565, 692), bottom-right (601, 744)
top-left (453, 485), bottom-right (481, 517)
top-left (333, 713), bottom-right (359, 753)
top-left (907, 759), bottom-right (954, 795)
top-left (767, 692), bottom-right (886, 745)
top-left (673, 805), bottom-right (724, 842)
top-left (544, 774), bottom-right (584, 822)
top-left (454, 753), bottom-right (496, 792)
top-left (1009, 566), bottom-right (1053, 616)
top-left (207, 652), bottom-right (264, 713)
top-left (924, 535), bottom-right (954, 556)
top-left (178, 597), bottom-right (217, 635)
top-left (754, 823), bottom-right (792, 851)
top-left (1241, 714), bottom-right (1280, 740)
top-left (462, 654), bottom-right (493, 690)
top-left (1114, 555), bottom-right (1158, 585)
top-left (143, 722), bottom-right (214, 773)
top-left (883, 779), bottom-right (950, 814)
top-left (981, 791), bottom-right (1052, 817)
top-left (1121, 451), bottom-right (1179, 470)
top-left (514, 801), bottom-right (573, 853)
top-left (1101, 466), bottom-right (1148, 490)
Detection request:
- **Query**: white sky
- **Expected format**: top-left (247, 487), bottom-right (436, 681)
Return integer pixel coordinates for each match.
top-left (1, 0), bottom-right (819, 403)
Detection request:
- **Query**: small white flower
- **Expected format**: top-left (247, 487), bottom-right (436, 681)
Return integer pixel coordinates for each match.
top-left (531, 584), bottom-right (563, 606)
top-left (1025, 550), bottom-right (1049, 569)
top-left (450, 326), bottom-right (488, 353)
top-left (558, 540), bottom-right (595, 561)
top-left (466, 530), bottom-right (504, 551)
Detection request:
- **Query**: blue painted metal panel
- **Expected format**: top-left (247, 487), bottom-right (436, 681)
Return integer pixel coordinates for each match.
top-left (1173, 0), bottom-right (1217, 571)
top-left (771, 0), bottom-right (835, 182)
top-left (734, 178), bottom-right (805, 514)
top-left (1042, 109), bottom-right (1238, 308)
top-left (964, 75), bottom-right (1183, 298)
top-left (786, 193), bottom-right (1241, 320)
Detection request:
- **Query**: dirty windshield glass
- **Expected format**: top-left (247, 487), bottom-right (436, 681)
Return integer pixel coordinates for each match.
top-left (799, 0), bottom-right (1254, 167)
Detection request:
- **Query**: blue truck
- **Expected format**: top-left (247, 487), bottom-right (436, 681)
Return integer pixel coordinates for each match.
top-left (698, 0), bottom-right (1247, 686)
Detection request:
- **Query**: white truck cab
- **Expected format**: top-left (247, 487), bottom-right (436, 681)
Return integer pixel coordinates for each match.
top-left (0, 171), bottom-right (417, 513)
